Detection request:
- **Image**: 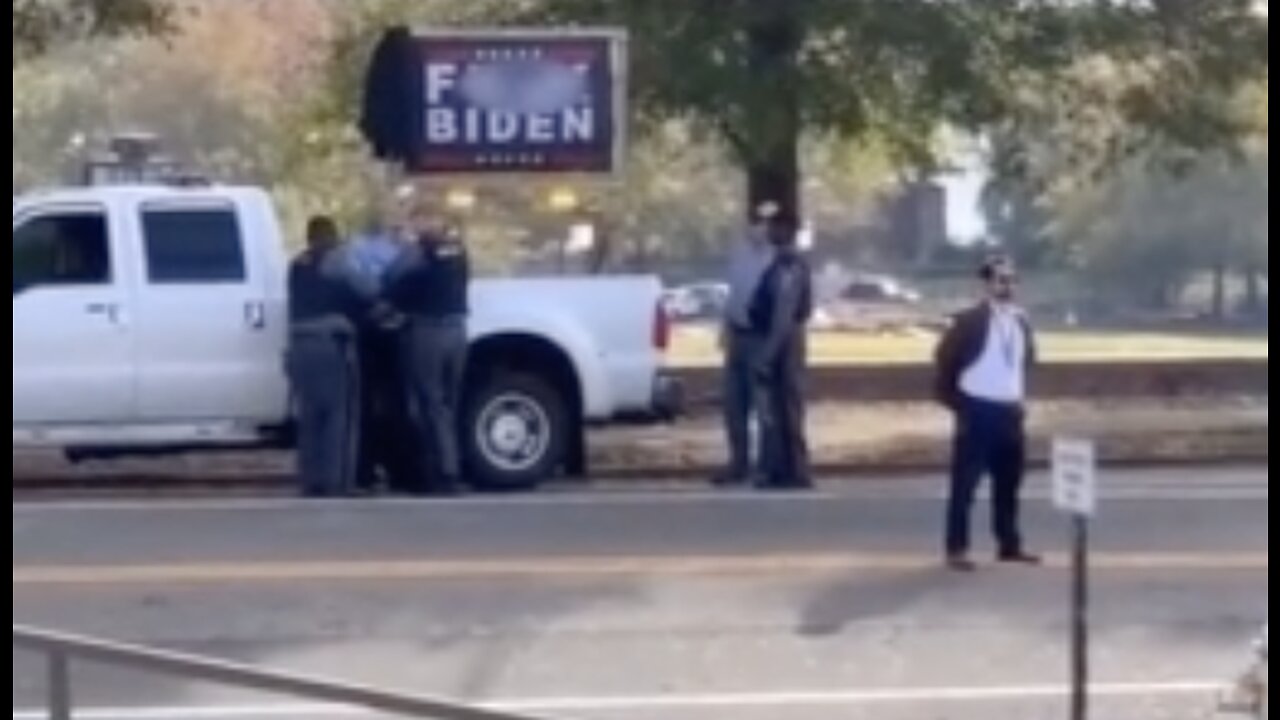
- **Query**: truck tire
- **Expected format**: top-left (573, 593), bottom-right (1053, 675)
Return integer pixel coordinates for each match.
top-left (463, 371), bottom-right (570, 491)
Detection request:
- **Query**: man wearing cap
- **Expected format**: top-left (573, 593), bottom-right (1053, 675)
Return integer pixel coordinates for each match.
top-left (712, 204), bottom-right (776, 487)
top-left (748, 209), bottom-right (814, 491)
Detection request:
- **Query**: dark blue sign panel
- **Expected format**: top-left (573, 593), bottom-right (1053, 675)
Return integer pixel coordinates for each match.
top-left (412, 30), bottom-right (626, 175)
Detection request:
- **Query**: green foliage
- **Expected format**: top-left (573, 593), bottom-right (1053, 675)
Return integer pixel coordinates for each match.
top-left (13, 0), bottom-right (170, 64)
top-left (1051, 148), bottom-right (1267, 311)
top-left (497, 1), bottom-right (1267, 167)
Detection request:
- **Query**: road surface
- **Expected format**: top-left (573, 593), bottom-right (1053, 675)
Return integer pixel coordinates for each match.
top-left (12, 468), bottom-right (1269, 719)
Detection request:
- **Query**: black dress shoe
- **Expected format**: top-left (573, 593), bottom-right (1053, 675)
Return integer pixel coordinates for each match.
top-left (998, 551), bottom-right (1043, 565)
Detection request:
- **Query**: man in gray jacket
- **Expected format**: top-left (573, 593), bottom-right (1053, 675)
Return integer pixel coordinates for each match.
top-left (713, 205), bottom-right (775, 487)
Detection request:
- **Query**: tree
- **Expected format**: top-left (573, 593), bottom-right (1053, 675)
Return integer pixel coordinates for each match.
top-left (490, 0), bottom-right (1267, 220)
top-left (13, 0), bottom-right (169, 64)
top-left (980, 133), bottom-right (1057, 269)
top-left (1052, 147), bottom-right (1268, 317)
top-left (988, 64), bottom-right (1269, 318)
top-left (12, 2), bottom-right (330, 209)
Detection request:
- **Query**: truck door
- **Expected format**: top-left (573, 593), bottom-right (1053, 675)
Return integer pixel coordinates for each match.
top-left (12, 205), bottom-right (136, 425)
top-left (132, 202), bottom-right (283, 425)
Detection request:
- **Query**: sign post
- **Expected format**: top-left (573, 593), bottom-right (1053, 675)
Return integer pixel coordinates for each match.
top-left (1052, 437), bottom-right (1097, 720)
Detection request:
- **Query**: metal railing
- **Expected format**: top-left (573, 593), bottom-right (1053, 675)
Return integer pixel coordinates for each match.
top-left (13, 625), bottom-right (552, 720)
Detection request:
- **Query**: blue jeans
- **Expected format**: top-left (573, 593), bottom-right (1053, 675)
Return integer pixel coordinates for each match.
top-left (946, 397), bottom-right (1027, 557)
top-left (722, 329), bottom-right (762, 480)
top-left (756, 335), bottom-right (810, 489)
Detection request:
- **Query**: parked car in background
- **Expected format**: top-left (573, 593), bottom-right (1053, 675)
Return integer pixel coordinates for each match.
top-left (663, 282), bottom-right (729, 323)
top-left (821, 274), bottom-right (941, 334)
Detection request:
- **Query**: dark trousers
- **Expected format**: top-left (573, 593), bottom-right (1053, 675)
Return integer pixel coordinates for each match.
top-left (946, 397), bottom-right (1027, 557)
top-left (287, 331), bottom-right (359, 497)
top-left (402, 318), bottom-right (468, 490)
top-left (723, 329), bottom-right (763, 480)
top-left (357, 328), bottom-right (418, 492)
top-left (756, 336), bottom-right (811, 489)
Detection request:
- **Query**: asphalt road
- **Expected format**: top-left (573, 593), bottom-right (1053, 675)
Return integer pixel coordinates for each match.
top-left (12, 468), bottom-right (1269, 720)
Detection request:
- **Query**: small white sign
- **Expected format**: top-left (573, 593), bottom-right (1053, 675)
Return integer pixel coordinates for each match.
top-left (566, 223), bottom-right (596, 254)
top-left (1053, 437), bottom-right (1098, 517)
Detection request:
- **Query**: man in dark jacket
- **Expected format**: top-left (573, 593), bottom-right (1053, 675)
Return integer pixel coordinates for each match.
top-left (287, 217), bottom-right (366, 498)
top-left (385, 216), bottom-right (470, 496)
top-left (749, 210), bottom-right (813, 491)
top-left (934, 257), bottom-right (1039, 570)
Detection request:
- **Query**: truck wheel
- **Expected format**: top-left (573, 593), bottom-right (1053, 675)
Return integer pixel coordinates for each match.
top-left (463, 371), bottom-right (569, 492)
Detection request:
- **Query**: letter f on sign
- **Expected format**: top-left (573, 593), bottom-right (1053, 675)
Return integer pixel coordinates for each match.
top-left (426, 63), bottom-right (458, 104)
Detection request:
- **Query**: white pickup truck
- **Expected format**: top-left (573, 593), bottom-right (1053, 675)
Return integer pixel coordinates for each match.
top-left (12, 184), bottom-right (680, 490)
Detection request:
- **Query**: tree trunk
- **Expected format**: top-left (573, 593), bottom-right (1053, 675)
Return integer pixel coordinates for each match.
top-left (1211, 260), bottom-right (1229, 322)
top-left (747, 141), bottom-right (800, 223)
top-left (742, 5), bottom-right (803, 222)
top-left (1244, 266), bottom-right (1265, 316)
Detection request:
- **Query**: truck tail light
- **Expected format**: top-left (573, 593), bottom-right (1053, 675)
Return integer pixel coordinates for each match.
top-left (653, 301), bottom-right (671, 351)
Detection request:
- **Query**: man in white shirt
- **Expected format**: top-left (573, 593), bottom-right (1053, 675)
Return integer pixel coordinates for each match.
top-left (934, 257), bottom-right (1039, 571)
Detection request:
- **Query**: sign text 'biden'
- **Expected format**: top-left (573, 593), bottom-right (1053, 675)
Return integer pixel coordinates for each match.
top-left (418, 32), bottom-right (625, 174)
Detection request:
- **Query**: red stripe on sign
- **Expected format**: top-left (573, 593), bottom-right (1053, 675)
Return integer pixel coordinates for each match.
top-left (545, 48), bottom-right (602, 64)
top-left (424, 45), bottom-right (476, 61)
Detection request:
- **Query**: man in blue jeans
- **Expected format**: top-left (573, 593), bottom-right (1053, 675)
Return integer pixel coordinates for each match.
top-left (934, 257), bottom-right (1040, 571)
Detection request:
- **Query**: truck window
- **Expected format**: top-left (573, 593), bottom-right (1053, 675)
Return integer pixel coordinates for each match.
top-left (142, 208), bottom-right (246, 284)
top-left (13, 212), bottom-right (110, 296)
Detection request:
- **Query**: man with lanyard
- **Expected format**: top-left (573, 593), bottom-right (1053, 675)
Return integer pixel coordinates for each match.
top-left (748, 209), bottom-right (814, 491)
top-left (286, 217), bottom-right (365, 498)
top-left (385, 213), bottom-right (470, 496)
top-left (934, 257), bottom-right (1040, 571)
top-left (713, 203), bottom-right (776, 487)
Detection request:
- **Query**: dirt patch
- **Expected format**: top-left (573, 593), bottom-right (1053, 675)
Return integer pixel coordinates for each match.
top-left (13, 397), bottom-right (1267, 486)
top-left (674, 359), bottom-right (1269, 405)
top-left (593, 397), bottom-right (1268, 474)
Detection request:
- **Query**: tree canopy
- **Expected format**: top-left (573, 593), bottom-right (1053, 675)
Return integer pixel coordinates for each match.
top-left (13, 0), bottom-right (169, 64)
top-left (487, 0), bottom-right (1268, 216)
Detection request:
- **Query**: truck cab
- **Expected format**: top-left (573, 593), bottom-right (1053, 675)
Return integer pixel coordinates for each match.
top-left (13, 184), bottom-right (679, 489)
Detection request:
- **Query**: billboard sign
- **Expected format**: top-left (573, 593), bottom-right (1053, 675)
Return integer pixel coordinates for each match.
top-left (364, 28), bottom-right (627, 176)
